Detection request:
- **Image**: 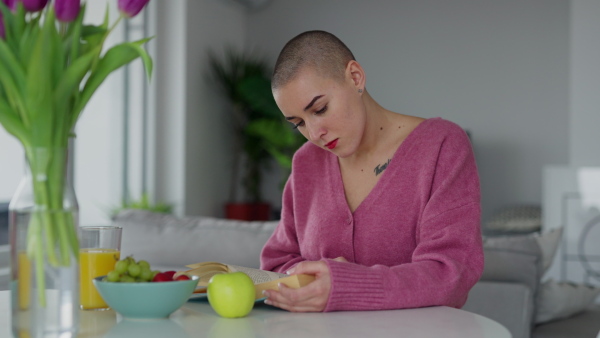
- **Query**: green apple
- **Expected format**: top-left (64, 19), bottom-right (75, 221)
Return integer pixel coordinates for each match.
top-left (207, 272), bottom-right (255, 318)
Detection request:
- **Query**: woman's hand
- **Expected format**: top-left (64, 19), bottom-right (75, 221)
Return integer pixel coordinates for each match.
top-left (263, 257), bottom-right (347, 312)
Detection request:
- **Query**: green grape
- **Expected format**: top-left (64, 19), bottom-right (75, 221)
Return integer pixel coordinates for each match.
top-left (106, 270), bottom-right (120, 282)
top-left (128, 263), bottom-right (141, 277)
top-left (138, 260), bottom-right (151, 270)
top-left (115, 260), bottom-right (129, 274)
top-left (139, 267), bottom-right (153, 281)
top-left (120, 275), bottom-right (135, 283)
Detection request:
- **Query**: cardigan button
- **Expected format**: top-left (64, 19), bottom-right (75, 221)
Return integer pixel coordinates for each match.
top-left (346, 218), bottom-right (352, 224)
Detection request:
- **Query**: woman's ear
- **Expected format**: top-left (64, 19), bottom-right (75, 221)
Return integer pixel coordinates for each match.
top-left (346, 60), bottom-right (366, 90)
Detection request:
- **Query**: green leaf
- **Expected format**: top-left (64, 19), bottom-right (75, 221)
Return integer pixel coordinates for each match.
top-left (54, 45), bottom-right (101, 115)
top-left (0, 3), bottom-right (27, 53)
top-left (0, 62), bottom-right (24, 117)
top-left (11, 4), bottom-right (26, 44)
top-left (0, 3), bottom-right (17, 51)
top-left (0, 97), bottom-right (29, 147)
top-left (54, 45), bottom-right (101, 145)
top-left (246, 119), bottom-right (297, 148)
top-left (237, 76), bottom-right (282, 119)
top-left (64, 3), bottom-right (86, 63)
top-left (26, 8), bottom-right (57, 147)
top-left (127, 40), bottom-right (154, 80)
top-left (50, 19), bottom-right (65, 90)
top-left (0, 40), bottom-right (27, 124)
top-left (0, 26), bottom-right (27, 95)
top-left (73, 38), bottom-right (153, 126)
top-left (17, 16), bottom-right (40, 69)
top-left (81, 24), bottom-right (107, 38)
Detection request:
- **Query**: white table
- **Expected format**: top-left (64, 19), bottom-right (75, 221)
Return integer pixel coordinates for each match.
top-left (0, 290), bottom-right (511, 338)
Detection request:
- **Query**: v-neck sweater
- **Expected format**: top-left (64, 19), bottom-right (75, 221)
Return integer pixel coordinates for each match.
top-left (260, 117), bottom-right (483, 312)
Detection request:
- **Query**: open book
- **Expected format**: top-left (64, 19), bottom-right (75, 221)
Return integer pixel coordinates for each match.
top-left (176, 262), bottom-right (315, 300)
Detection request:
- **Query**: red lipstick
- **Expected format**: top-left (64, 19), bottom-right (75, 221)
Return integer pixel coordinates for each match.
top-left (325, 139), bottom-right (338, 150)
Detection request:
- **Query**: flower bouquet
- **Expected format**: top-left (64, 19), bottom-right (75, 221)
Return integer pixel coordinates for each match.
top-left (0, 0), bottom-right (152, 336)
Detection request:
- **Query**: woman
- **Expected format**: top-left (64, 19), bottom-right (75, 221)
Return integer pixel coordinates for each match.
top-left (260, 30), bottom-right (483, 312)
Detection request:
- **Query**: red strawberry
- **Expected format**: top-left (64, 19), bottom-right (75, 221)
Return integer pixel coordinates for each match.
top-left (152, 273), bottom-right (172, 282)
top-left (163, 271), bottom-right (176, 279)
top-left (174, 274), bottom-right (190, 281)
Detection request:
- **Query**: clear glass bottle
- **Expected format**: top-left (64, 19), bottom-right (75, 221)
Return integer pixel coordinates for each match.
top-left (9, 147), bottom-right (79, 337)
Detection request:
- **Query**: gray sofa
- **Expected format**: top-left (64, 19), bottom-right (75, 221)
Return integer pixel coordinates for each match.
top-left (1, 209), bottom-right (599, 338)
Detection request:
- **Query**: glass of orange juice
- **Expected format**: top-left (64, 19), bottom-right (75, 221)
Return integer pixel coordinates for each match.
top-left (79, 226), bottom-right (122, 310)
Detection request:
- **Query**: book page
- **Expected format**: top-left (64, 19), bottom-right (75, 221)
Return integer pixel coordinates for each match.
top-left (226, 264), bottom-right (288, 284)
top-left (180, 262), bottom-right (229, 288)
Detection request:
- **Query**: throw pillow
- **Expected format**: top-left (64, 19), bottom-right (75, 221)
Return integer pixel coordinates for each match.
top-left (535, 279), bottom-right (600, 324)
top-left (533, 227), bottom-right (563, 275)
top-left (485, 205), bottom-right (542, 234)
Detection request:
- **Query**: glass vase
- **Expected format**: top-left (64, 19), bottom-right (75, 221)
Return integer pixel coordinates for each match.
top-left (9, 147), bottom-right (80, 338)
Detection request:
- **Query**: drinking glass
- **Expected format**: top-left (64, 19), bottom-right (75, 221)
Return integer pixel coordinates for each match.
top-left (79, 226), bottom-right (122, 310)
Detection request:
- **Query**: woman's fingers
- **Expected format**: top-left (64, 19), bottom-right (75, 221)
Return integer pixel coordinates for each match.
top-left (287, 260), bottom-right (330, 276)
top-left (265, 260), bottom-right (333, 312)
top-left (265, 283), bottom-right (327, 312)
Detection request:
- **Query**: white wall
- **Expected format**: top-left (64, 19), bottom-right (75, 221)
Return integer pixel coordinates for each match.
top-left (153, 0), bottom-right (247, 217)
top-left (569, 0), bottom-right (600, 166)
top-left (243, 0), bottom-right (570, 220)
top-left (0, 1), bottom-right (583, 224)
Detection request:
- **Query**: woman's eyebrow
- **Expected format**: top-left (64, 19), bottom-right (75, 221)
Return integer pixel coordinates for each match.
top-left (304, 95), bottom-right (324, 111)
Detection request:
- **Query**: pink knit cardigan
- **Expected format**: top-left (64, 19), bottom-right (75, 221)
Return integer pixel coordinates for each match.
top-left (260, 118), bottom-right (483, 312)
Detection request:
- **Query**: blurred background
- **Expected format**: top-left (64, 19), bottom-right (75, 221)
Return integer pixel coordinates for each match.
top-left (0, 0), bottom-right (598, 234)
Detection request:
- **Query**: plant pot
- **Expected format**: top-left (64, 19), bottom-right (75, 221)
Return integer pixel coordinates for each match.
top-left (225, 203), bottom-right (271, 221)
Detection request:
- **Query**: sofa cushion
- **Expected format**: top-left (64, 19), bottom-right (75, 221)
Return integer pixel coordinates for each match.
top-left (480, 232), bottom-right (543, 334)
top-left (481, 233), bottom-right (543, 297)
top-left (535, 280), bottom-right (600, 324)
top-left (533, 304), bottom-right (600, 338)
top-left (113, 210), bottom-right (278, 269)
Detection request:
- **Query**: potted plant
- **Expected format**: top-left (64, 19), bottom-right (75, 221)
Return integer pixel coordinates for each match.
top-left (208, 49), bottom-right (304, 220)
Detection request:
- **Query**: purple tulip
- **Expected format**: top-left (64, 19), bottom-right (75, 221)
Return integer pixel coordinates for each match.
top-left (22, 0), bottom-right (48, 12)
top-left (2, 0), bottom-right (16, 11)
top-left (54, 0), bottom-right (80, 22)
top-left (118, 0), bottom-right (150, 18)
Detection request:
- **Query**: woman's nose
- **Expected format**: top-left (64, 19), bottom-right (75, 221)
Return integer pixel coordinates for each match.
top-left (306, 121), bottom-right (326, 142)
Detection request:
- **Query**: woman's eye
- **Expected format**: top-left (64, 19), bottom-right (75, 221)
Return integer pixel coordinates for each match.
top-left (292, 121), bottom-right (305, 129)
top-left (315, 106), bottom-right (328, 115)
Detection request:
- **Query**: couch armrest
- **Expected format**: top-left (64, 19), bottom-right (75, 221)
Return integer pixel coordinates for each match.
top-left (463, 281), bottom-right (533, 338)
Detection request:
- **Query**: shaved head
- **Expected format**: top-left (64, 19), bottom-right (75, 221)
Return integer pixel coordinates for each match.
top-left (272, 30), bottom-right (356, 90)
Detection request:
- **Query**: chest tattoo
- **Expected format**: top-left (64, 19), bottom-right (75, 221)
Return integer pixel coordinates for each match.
top-left (374, 159), bottom-right (391, 176)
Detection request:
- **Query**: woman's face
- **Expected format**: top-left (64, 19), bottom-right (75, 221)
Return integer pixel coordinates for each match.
top-left (273, 66), bottom-right (366, 158)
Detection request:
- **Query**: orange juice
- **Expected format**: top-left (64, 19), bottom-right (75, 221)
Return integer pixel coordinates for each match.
top-left (80, 248), bottom-right (120, 309)
top-left (18, 251), bottom-right (31, 310)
